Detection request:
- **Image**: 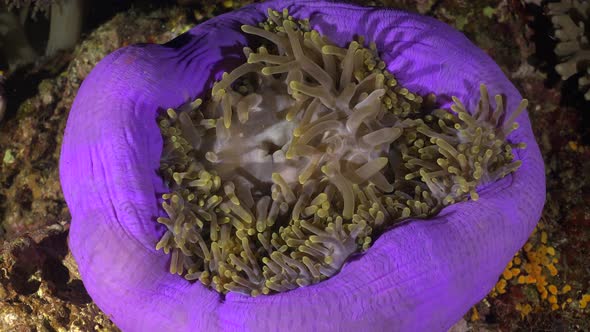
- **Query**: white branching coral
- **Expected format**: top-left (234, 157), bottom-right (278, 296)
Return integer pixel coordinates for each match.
top-left (0, 9), bottom-right (37, 69)
top-left (1, 0), bottom-right (83, 63)
top-left (3, 0), bottom-right (54, 14)
top-left (548, 0), bottom-right (590, 99)
top-left (154, 9), bottom-right (527, 296)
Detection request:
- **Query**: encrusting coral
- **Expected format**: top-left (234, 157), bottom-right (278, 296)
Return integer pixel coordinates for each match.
top-left (155, 9), bottom-right (528, 296)
top-left (548, 0), bottom-right (590, 99)
top-left (60, 1), bottom-right (545, 330)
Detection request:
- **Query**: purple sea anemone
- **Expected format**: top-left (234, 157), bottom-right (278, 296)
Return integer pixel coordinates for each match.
top-left (59, 1), bottom-right (545, 331)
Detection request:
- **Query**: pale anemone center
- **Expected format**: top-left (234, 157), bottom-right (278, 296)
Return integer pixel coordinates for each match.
top-left (155, 8), bottom-right (528, 297)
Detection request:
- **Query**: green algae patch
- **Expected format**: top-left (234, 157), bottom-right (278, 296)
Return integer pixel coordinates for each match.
top-left (3, 149), bottom-right (16, 165)
top-left (155, 8), bottom-right (527, 296)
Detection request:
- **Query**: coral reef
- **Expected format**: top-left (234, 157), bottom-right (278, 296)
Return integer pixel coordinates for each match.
top-left (0, 0), bottom-right (587, 330)
top-left (0, 5), bottom-right (192, 240)
top-left (0, 222), bottom-right (118, 331)
top-left (0, 4), bottom-right (192, 328)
